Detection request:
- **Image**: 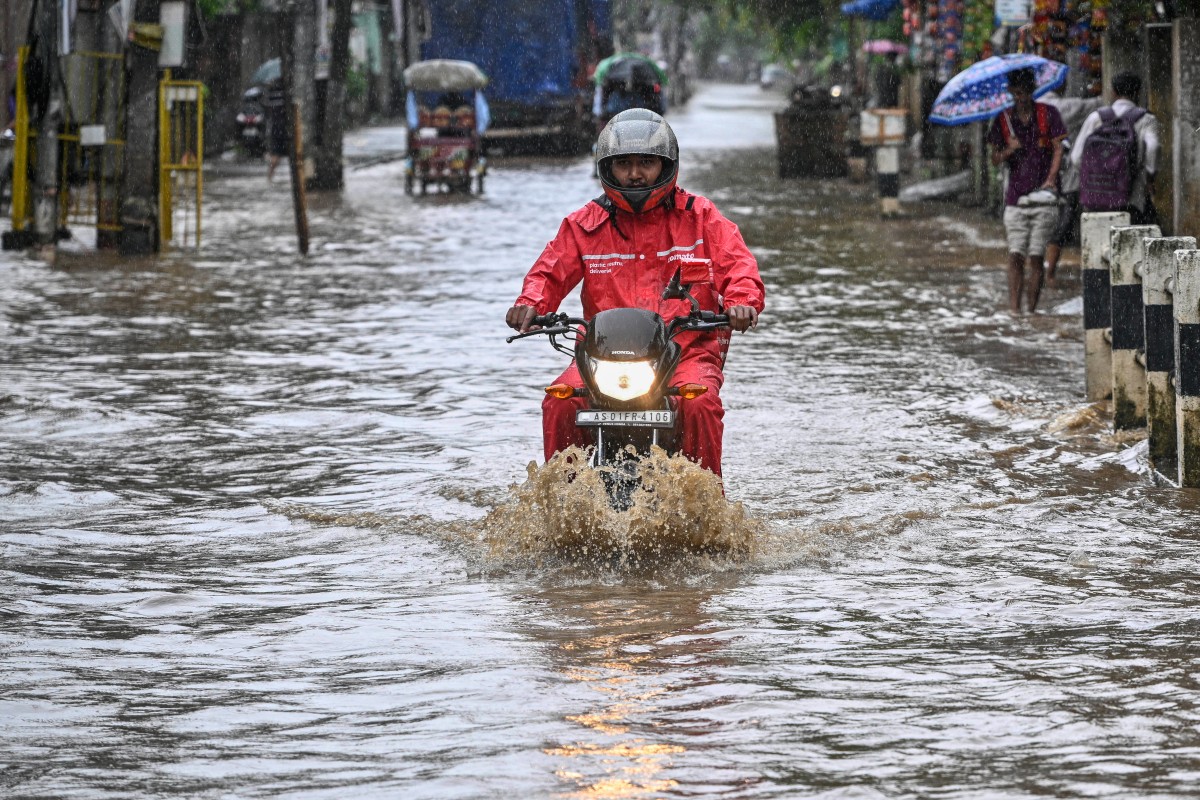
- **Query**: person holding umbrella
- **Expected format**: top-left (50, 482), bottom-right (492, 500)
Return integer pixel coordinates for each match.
top-left (986, 68), bottom-right (1067, 314)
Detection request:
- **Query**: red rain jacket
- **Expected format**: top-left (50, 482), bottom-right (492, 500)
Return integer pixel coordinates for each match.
top-left (515, 187), bottom-right (766, 361)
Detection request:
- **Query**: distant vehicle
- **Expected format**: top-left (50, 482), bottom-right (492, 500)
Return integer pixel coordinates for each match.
top-left (235, 59), bottom-right (281, 158)
top-left (403, 59), bottom-right (490, 195)
top-left (235, 86), bottom-right (266, 157)
top-left (760, 64), bottom-right (794, 91)
top-left (420, 0), bottom-right (613, 153)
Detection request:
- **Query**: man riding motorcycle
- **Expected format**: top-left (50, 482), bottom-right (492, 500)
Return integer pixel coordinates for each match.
top-left (506, 109), bottom-right (765, 477)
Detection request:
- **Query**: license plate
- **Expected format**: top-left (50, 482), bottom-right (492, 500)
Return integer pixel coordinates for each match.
top-left (243, 130), bottom-right (260, 137)
top-left (576, 409), bottom-right (675, 428)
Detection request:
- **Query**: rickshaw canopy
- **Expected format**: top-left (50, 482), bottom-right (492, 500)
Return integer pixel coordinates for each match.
top-left (403, 59), bottom-right (489, 92)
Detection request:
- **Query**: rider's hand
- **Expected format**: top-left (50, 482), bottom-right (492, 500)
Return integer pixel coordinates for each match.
top-left (726, 305), bottom-right (759, 332)
top-left (506, 304), bottom-right (539, 332)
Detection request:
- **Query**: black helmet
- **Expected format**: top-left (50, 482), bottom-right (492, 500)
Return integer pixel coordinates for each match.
top-left (596, 109), bottom-right (679, 213)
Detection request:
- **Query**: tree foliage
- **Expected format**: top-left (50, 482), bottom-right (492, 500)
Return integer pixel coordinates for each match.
top-left (196, 0), bottom-right (262, 18)
top-left (712, 0), bottom-right (844, 55)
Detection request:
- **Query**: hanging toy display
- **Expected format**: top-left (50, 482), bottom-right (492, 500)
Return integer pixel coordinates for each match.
top-left (903, 0), bottom-right (919, 36)
top-left (1072, 9), bottom-right (1100, 78)
top-left (936, 0), bottom-right (964, 82)
top-left (961, 0), bottom-right (995, 65)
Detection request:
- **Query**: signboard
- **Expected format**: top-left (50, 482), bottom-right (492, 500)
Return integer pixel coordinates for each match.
top-left (80, 125), bottom-right (106, 146)
top-left (315, 0), bottom-right (331, 81)
top-left (860, 109), bottom-right (906, 145)
top-left (995, 0), bottom-right (1030, 27)
top-left (158, 1), bottom-right (186, 67)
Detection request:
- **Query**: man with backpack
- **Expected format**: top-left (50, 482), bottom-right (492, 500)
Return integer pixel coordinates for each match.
top-left (1071, 72), bottom-right (1161, 225)
top-left (1040, 89), bottom-right (1104, 287)
top-left (987, 68), bottom-right (1067, 314)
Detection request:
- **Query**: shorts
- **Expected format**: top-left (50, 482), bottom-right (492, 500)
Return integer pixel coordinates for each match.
top-left (1050, 192), bottom-right (1080, 247)
top-left (1003, 204), bottom-right (1058, 257)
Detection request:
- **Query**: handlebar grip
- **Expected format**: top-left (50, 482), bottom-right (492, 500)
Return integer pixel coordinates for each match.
top-left (531, 313), bottom-right (559, 327)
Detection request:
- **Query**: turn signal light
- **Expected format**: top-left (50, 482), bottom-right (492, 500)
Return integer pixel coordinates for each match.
top-left (675, 383), bottom-right (708, 399)
top-left (544, 384), bottom-right (576, 399)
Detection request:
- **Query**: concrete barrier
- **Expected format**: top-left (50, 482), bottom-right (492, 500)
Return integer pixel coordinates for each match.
top-left (1080, 212), bottom-right (1130, 401)
top-left (860, 109), bottom-right (905, 217)
top-left (1143, 237), bottom-right (1196, 465)
top-left (1080, 212), bottom-right (1200, 486)
top-left (1176, 250), bottom-right (1200, 486)
top-left (1109, 225), bottom-right (1160, 429)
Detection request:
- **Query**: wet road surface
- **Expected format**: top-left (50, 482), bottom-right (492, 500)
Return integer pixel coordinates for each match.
top-left (3, 84), bottom-right (1199, 799)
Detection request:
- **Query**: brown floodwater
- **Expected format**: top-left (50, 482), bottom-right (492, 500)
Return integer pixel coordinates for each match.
top-left (3, 84), bottom-right (1198, 799)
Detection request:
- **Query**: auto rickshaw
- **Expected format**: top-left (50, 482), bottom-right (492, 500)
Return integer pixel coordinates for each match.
top-left (403, 59), bottom-right (489, 195)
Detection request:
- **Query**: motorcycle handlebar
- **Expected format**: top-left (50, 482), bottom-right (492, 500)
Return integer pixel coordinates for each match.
top-left (670, 312), bottom-right (730, 334)
top-left (507, 311), bottom-right (730, 344)
top-left (505, 312), bottom-right (585, 344)
top-left (531, 313), bottom-right (580, 328)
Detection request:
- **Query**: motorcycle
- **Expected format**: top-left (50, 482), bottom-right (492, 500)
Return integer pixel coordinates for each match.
top-left (507, 269), bottom-right (729, 509)
top-left (235, 86), bottom-right (267, 158)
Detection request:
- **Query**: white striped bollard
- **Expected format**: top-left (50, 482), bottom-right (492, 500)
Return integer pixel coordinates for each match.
top-left (1109, 224), bottom-right (1160, 429)
top-left (876, 145), bottom-right (900, 217)
top-left (860, 109), bottom-right (905, 217)
top-left (1081, 212), bottom-right (1129, 401)
top-left (1142, 236), bottom-right (1195, 467)
top-left (1174, 249), bottom-right (1200, 487)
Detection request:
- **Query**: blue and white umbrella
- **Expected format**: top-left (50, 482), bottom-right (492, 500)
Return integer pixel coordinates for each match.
top-left (929, 54), bottom-right (1068, 126)
top-left (840, 0), bottom-right (901, 21)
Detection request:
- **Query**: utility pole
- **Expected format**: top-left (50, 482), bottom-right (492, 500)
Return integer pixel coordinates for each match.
top-left (32, 0), bottom-right (62, 247)
top-left (312, 0), bottom-right (352, 190)
top-left (119, 0), bottom-right (162, 254)
top-left (279, 0), bottom-right (311, 251)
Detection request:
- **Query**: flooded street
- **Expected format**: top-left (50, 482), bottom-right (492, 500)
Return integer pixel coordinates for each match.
top-left (3, 83), bottom-right (1199, 798)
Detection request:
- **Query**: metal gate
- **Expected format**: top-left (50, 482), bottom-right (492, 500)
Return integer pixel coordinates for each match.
top-left (58, 51), bottom-right (126, 238)
top-left (6, 51), bottom-right (204, 250)
top-left (4, 47), bottom-right (126, 245)
top-left (159, 76), bottom-right (204, 249)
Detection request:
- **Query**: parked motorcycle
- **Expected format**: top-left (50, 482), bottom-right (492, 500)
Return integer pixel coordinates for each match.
top-left (507, 269), bottom-right (730, 509)
top-left (235, 86), bottom-right (266, 157)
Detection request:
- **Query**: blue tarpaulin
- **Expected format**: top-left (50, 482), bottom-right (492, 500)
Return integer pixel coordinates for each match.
top-left (423, 0), bottom-right (579, 106)
top-left (840, 0), bottom-right (901, 20)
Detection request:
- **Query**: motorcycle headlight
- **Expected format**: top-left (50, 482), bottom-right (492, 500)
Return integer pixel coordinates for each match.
top-left (589, 359), bottom-right (656, 401)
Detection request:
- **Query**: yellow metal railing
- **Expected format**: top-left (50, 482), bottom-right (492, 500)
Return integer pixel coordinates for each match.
top-left (10, 46), bottom-right (31, 233)
top-left (158, 76), bottom-right (204, 249)
top-left (8, 49), bottom-right (126, 241)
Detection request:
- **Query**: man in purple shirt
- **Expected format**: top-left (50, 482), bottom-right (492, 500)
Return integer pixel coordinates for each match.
top-left (987, 68), bottom-right (1067, 313)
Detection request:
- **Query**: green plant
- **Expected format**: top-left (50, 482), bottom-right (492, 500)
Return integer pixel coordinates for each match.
top-left (345, 67), bottom-right (368, 102)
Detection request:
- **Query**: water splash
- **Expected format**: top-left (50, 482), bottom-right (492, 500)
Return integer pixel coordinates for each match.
top-left (477, 447), bottom-right (766, 572)
top-left (1046, 402), bottom-right (1108, 436)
